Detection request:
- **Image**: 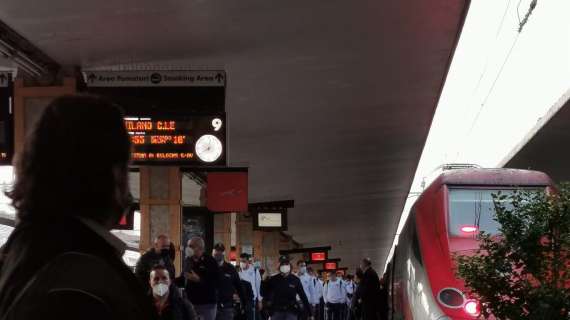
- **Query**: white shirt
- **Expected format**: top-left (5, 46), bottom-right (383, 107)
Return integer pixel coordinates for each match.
top-left (344, 280), bottom-right (356, 295)
top-left (239, 267), bottom-right (262, 301)
top-left (324, 279), bottom-right (346, 304)
top-left (298, 273), bottom-right (318, 305)
top-left (314, 278), bottom-right (324, 301)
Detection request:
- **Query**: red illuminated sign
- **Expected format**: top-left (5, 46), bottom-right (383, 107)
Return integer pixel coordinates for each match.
top-left (311, 252), bottom-right (326, 262)
top-left (324, 262), bottom-right (338, 270)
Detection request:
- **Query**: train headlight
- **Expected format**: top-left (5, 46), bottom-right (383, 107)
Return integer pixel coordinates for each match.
top-left (437, 288), bottom-right (464, 308)
top-left (464, 299), bottom-right (480, 317)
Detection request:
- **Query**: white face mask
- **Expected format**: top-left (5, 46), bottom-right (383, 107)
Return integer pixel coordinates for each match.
top-left (152, 283), bottom-right (169, 297)
top-left (280, 264), bottom-right (291, 274)
top-left (185, 247), bottom-right (194, 257)
top-left (239, 262), bottom-right (248, 270)
top-left (299, 266), bottom-right (307, 274)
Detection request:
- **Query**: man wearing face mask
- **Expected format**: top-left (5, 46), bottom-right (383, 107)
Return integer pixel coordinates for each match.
top-left (296, 261), bottom-right (317, 320)
top-left (136, 235), bottom-right (177, 293)
top-left (182, 237), bottom-right (220, 320)
top-left (213, 243), bottom-right (246, 320)
top-left (150, 265), bottom-right (197, 320)
top-left (265, 256), bottom-right (311, 320)
top-left (238, 253), bottom-right (263, 320)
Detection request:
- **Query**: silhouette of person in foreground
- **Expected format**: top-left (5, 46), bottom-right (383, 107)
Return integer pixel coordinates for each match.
top-left (0, 95), bottom-right (158, 320)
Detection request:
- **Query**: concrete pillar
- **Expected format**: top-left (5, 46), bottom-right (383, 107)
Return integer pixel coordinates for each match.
top-left (139, 166), bottom-right (182, 272)
top-left (13, 77), bottom-right (76, 153)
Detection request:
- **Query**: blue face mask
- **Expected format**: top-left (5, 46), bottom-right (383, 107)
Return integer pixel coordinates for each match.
top-left (253, 261), bottom-right (261, 269)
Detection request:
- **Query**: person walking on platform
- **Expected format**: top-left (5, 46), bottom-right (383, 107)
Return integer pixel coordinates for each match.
top-left (150, 266), bottom-right (197, 320)
top-left (358, 259), bottom-right (380, 320)
top-left (212, 243), bottom-right (246, 320)
top-left (182, 237), bottom-right (220, 320)
top-left (308, 268), bottom-right (324, 320)
top-left (350, 269), bottom-right (364, 320)
top-left (324, 272), bottom-right (346, 320)
top-left (239, 253), bottom-right (262, 320)
top-left (136, 234), bottom-right (177, 292)
top-left (0, 95), bottom-right (158, 320)
top-left (264, 256), bottom-right (311, 320)
top-left (344, 275), bottom-right (356, 320)
top-left (297, 260), bottom-right (318, 320)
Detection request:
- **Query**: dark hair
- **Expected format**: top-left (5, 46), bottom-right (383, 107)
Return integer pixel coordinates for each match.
top-left (8, 95), bottom-right (131, 225)
top-left (151, 265), bottom-right (170, 277)
top-left (214, 243), bottom-right (225, 252)
top-left (362, 258), bottom-right (372, 267)
top-left (297, 260), bottom-right (307, 266)
top-left (240, 253), bottom-right (251, 260)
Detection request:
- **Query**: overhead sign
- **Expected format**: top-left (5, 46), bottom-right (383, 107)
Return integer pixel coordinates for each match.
top-left (83, 70), bottom-right (226, 87)
top-left (253, 210), bottom-right (288, 231)
top-left (324, 262), bottom-right (338, 270)
top-left (207, 171), bottom-right (248, 212)
top-left (311, 252), bottom-right (327, 262)
top-left (125, 114), bottom-right (226, 165)
top-left (0, 74), bottom-right (13, 165)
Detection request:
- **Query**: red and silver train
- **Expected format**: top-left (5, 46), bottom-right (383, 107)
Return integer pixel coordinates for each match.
top-left (384, 168), bottom-right (552, 319)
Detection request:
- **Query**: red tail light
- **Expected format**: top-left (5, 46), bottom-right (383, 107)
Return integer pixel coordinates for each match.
top-left (464, 299), bottom-right (480, 316)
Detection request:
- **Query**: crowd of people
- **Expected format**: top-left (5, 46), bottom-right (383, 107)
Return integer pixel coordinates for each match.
top-left (134, 233), bottom-right (389, 320)
top-left (0, 96), bottom-right (390, 320)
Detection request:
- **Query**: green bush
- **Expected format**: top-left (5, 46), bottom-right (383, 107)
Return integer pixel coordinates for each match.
top-left (456, 184), bottom-right (570, 319)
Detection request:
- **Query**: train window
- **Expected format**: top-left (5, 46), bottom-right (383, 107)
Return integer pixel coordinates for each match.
top-left (448, 188), bottom-right (517, 237)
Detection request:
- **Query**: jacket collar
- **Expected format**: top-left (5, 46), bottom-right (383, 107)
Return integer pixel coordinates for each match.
top-left (77, 217), bottom-right (127, 257)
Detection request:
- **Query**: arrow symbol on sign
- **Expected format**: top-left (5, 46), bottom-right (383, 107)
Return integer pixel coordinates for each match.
top-left (215, 73), bottom-right (224, 83)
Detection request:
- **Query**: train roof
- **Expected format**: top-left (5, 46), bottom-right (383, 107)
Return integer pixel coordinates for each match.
top-left (430, 168), bottom-right (552, 187)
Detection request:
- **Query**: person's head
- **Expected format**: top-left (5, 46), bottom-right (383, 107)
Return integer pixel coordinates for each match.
top-left (360, 258), bottom-right (372, 271)
top-left (307, 266), bottom-right (314, 277)
top-left (9, 95), bottom-right (131, 228)
top-left (329, 271), bottom-right (337, 281)
top-left (239, 253), bottom-right (251, 270)
top-left (187, 237), bottom-right (205, 258)
top-left (154, 234), bottom-right (171, 255)
top-left (149, 265), bottom-right (171, 298)
top-left (213, 243), bottom-right (226, 266)
top-left (278, 255), bottom-right (291, 274)
top-left (297, 260), bottom-right (307, 274)
top-left (355, 268), bottom-right (364, 283)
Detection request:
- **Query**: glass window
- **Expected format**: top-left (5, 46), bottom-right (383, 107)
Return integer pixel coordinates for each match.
top-left (448, 188), bottom-right (519, 238)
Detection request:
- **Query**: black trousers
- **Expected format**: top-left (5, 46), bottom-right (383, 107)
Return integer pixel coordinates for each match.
top-left (361, 304), bottom-right (378, 320)
top-left (327, 303), bottom-right (344, 320)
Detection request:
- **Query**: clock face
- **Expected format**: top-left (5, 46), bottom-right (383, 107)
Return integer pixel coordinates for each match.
top-left (195, 134), bottom-right (223, 163)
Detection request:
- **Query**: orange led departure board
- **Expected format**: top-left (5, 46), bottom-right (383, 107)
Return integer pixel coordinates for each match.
top-left (125, 114), bottom-right (226, 165)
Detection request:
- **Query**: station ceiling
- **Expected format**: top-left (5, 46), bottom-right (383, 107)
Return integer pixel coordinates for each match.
top-left (0, 0), bottom-right (470, 270)
top-left (501, 90), bottom-right (570, 183)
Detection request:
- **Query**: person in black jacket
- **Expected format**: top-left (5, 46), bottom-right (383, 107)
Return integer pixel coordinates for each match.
top-left (150, 265), bottom-right (197, 320)
top-left (212, 243), bottom-right (246, 320)
top-left (264, 256), bottom-right (311, 320)
top-left (358, 258), bottom-right (381, 320)
top-left (136, 234), bottom-right (177, 292)
top-left (182, 236), bottom-right (220, 320)
top-left (0, 95), bottom-right (158, 320)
